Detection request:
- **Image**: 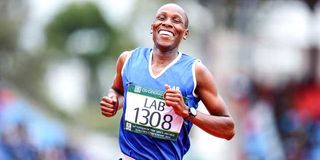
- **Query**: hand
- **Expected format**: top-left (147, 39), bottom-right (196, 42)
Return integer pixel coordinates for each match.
top-left (164, 84), bottom-right (189, 118)
top-left (100, 95), bottom-right (118, 117)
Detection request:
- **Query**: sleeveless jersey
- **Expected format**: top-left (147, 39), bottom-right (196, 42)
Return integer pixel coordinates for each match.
top-left (119, 47), bottom-right (200, 160)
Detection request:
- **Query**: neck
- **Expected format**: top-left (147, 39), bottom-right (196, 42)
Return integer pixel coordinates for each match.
top-left (150, 47), bottom-right (179, 76)
top-left (152, 47), bottom-right (179, 62)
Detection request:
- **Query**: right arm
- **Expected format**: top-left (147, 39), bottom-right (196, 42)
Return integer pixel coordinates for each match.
top-left (100, 51), bottom-right (130, 117)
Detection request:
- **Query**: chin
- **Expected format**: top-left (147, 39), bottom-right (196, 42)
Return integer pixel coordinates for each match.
top-left (155, 42), bottom-right (175, 50)
top-left (155, 38), bottom-right (174, 46)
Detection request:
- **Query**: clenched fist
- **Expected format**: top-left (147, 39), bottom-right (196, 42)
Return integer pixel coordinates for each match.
top-left (100, 95), bottom-right (119, 117)
top-left (163, 84), bottom-right (189, 118)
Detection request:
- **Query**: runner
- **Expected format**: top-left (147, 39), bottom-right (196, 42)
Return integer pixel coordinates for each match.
top-left (100, 3), bottom-right (235, 160)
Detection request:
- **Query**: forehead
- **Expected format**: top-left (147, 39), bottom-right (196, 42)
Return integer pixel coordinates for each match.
top-left (156, 4), bottom-right (186, 19)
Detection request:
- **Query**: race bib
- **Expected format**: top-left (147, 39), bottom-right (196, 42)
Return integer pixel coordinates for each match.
top-left (124, 84), bottom-right (184, 141)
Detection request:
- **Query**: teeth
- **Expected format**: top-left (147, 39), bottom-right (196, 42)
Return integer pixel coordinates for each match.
top-left (159, 30), bottom-right (173, 36)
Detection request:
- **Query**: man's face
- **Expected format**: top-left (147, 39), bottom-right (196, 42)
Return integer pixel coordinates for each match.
top-left (151, 4), bottom-right (189, 51)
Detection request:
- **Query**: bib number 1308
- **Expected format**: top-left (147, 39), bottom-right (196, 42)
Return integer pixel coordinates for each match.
top-left (133, 107), bottom-right (173, 130)
top-left (124, 84), bottom-right (184, 141)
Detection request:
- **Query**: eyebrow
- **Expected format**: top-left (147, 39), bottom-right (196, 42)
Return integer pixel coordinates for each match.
top-left (156, 11), bottom-right (186, 24)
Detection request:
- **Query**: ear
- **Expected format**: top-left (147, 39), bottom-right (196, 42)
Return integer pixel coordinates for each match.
top-left (183, 29), bottom-right (189, 40)
top-left (150, 24), bottom-right (153, 34)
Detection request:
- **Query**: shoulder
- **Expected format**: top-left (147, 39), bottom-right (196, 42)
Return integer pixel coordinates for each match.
top-left (194, 61), bottom-right (218, 93)
top-left (118, 50), bottom-right (132, 63)
top-left (194, 61), bottom-right (208, 76)
top-left (121, 47), bottom-right (152, 60)
top-left (115, 50), bottom-right (134, 73)
top-left (119, 47), bottom-right (152, 61)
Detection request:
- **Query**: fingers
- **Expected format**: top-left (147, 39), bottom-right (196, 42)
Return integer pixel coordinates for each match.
top-left (100, 106), bottom-right (116, 117)
top-left (164, 88), bottom-right (182, 101)
top-left (165, 100), bottom-right (179, 107)
top-left (102, 96), bottom-right (116, 104)
top-left (100, 96), bottom-right (118, 117)
top-left (164, 94), bottom-right (181, 102)
top-left (164, 84), bottom-right (183, 108)
top-left (164, 90), bottom-right (187, 117)
top-left (165, 84), bottom-right (170, 90)
top-left (164, 84), bottom-right (181, 95)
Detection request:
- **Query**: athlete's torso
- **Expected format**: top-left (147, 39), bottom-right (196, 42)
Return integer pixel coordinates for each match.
top-left (119, 47), bottom-right (200, 160)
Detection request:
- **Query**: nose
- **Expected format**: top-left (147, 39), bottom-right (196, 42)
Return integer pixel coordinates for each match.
top-left (161, 19), bottom-right (173, 28)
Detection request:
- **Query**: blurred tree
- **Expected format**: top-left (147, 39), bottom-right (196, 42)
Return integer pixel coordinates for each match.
top-left (45, 2), bottom-right (134, 102)
top-left (0, 0), bottom-right (70, 121)
top-left (0, 0), bottom-right (27, 76)
top-left (0, 0), bottom-right (26, 52)
top-left (0, 0), bottom-right (46, 104)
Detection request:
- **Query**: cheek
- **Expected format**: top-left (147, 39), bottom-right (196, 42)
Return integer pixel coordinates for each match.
top-left (152, 22), bottom-right (161, 29)
top-left (178, 28), bottom-right (188, 37)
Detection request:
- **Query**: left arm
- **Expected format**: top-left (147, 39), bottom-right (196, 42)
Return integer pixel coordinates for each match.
top-left (164, 62), bottom-right (235, 140)
top-left (192, 62), bottom-right (235, 140)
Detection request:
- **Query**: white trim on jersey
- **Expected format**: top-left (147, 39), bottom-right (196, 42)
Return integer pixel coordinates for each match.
top-left (192, 59), bottom-right (201, 98)
top-left (148, 50), bottom-right (182, 79)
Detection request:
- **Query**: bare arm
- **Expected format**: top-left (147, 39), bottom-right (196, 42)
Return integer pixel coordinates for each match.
top-left (191, 62), bottom-right (235, 140)
top-left (164, 61), bottom-right (235, 140)
top-left (100, 51), bottom-right (130, 117)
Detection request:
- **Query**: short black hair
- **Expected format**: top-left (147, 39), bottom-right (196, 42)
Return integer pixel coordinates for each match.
top-left (157, 3), bottom-right (189, 29)
top-left (184, 12), bottom-right (189, 29)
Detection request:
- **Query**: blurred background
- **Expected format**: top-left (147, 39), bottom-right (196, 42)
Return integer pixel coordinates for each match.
top-left (1, 0), bottom-right (320, 159)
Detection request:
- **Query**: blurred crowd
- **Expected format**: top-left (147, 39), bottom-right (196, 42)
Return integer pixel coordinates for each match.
top-left (1, 0), bottom-right (320, 160)
top-left (0, 88), bottom-right (86, 160)
top-left (233, 46), bottom-right (320, 160)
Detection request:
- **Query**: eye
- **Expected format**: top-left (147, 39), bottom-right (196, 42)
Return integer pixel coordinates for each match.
top-left (172, 17), bottom-right (182, 24)
top-left (157, 15), bottom-right (166, 21)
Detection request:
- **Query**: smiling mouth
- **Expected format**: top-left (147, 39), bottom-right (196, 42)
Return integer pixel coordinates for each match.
top-left (158, 30), bottom-right (174, 37)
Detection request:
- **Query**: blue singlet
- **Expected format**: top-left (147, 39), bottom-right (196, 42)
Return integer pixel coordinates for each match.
top-left (119, 47), bottom-right (200, 160)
